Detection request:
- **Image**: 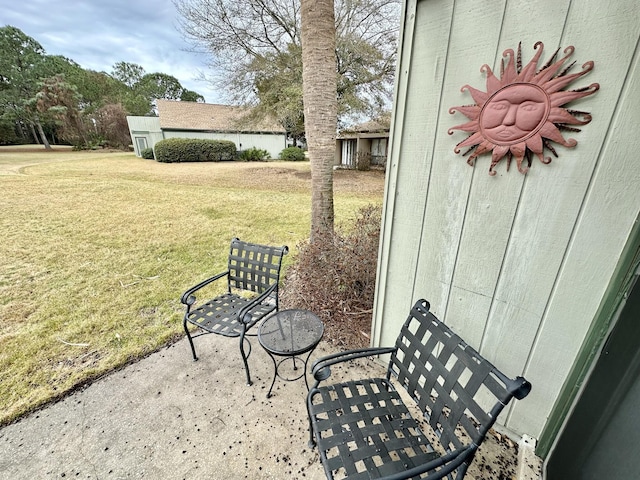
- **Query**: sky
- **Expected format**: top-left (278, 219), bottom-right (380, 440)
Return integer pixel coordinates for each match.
top-left (1, 0), bottom-right (222, 104)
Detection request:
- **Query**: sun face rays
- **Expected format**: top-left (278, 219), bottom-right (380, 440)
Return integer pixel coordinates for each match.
top-left (449, 42), bottom-right (599, 176)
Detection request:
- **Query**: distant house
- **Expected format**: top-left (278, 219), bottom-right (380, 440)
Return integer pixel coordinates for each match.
top-left (336, 120), bottom-right (389, 169)
top-left (126, 100), bottom-right (287, 159)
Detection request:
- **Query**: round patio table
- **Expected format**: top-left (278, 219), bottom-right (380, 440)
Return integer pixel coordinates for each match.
top-left (258, 309), bottom-right (324, 398)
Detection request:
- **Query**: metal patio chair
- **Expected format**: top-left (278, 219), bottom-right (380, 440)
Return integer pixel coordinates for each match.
top-left (307, 299), bottom-right (531, 479)
top-left (180, 238), bottom-right (288, 385)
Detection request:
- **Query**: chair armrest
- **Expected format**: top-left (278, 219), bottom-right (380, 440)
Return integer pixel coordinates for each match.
top-left (237, 282), bottom-right (279, 324)
top-left (310, 347), bottom-right (397, 383)
top-left (180, 270), bottom-right (229, 306)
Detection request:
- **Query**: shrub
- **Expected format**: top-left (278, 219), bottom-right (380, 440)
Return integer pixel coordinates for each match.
top-left (141, 147), bottom-right (154, 159)
top-left (71, 138), bottom-right (104, 151)
top-left (154, 138), bottom-right (237, 163)
top-left (238, 147), bottom-right (270, 162)
top-left (279, 146), bottom-right (306, 161)
top-left (280, 204), bottom-right (382, 349)
top-left (94, 103), bottom-right (132, 150)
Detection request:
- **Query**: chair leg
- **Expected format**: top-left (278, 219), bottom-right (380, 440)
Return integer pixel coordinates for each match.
top-left (183, 316), bottom-right (198, 361)
top-left (239, 329), bottom-right (252, 386)
top-left (306, 392), bottom-right (318, 448)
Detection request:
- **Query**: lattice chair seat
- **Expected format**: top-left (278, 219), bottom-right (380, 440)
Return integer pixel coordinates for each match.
top-left (307, 299), bottom-right (531, 480)
top-left (186, 293), bottom-right (276, 337)
top-left (310, 377), bottom-right (440, 479)
top-left (180, 238), bottom-right (288, 385)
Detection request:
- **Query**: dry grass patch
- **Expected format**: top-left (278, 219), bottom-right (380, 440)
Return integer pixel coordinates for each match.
top-left (0, 146), bottom-right (385, 425)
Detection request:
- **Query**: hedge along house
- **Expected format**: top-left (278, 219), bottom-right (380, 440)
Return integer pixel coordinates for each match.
top-left (372, 1), bottom-right (639, 478)
top-left (126, 99), bottom-right (287, 159)
top-left (336, 120), bottom-right (390, 169)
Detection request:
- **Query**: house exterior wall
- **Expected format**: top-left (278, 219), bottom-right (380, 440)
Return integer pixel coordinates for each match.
top-left (370, 138), bottom-right (387, 166)
top-left (373, 0), bottom-right (640, 441)
top-left (126, 116), bottom-right (163, 157)
top-left (126, 115), bottom-right (287, 159)
top-left (357, 138), bottom-right (371, 169)
top-left (163, 130), bottom-right (286, 159)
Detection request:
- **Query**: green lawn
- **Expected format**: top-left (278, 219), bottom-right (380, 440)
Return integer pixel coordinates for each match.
top-left (0, 146), bottom-right (385, 425)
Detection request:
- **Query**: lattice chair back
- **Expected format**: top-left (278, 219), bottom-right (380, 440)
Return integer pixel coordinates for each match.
top-left (388, 299), bottom-right (531, 457)
top-left (227, 238), bottom-right (288, 299)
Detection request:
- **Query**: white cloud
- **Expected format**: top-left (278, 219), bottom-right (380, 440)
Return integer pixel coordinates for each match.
top-left (1, 0), bottom-right (222, 103)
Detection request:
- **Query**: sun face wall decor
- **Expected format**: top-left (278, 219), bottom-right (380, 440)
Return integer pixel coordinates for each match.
top-left (448, 42), bottom-right (599, 175)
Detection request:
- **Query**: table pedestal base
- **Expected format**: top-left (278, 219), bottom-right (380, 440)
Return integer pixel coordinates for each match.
top-left (265, 350), bottom-right (315, 398)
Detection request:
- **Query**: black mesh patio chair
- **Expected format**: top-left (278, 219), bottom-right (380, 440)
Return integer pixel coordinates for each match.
top-left (307, 299), bottom-right (531, 480)
top-left (180, 238), bottom-right (288, 385)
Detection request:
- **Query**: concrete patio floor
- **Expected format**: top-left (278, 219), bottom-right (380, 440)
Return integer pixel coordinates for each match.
top-left (0, 334), bottom-right (542, 479)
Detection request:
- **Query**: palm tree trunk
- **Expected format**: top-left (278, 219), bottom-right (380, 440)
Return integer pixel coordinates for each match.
top-left (301, 0), bottom-right (338, 243)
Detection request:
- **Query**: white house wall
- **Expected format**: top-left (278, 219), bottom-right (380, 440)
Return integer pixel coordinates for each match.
top-left (374, 0), bottom-right (640, 439)
top-left (126, 116), bottom-right (162, 156)
top-left (164, 131), bottom-right (287, 159)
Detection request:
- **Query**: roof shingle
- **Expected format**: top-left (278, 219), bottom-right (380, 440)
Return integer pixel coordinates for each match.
top-left (157, 99), bottom-right (285, 133)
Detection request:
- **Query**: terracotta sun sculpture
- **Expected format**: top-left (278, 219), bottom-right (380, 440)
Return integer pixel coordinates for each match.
top-left (448, 42), bottom-right (599, 175)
